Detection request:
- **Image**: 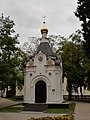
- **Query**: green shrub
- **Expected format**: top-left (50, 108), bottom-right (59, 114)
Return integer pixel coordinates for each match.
top-left (28, 114), bottom-right (74, 120)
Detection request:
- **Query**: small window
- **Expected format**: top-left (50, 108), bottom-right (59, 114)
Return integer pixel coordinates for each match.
top-left (49, 72), bottom-right (51, 75)
top-left (52, 89), bottom-right (55, 92)
top-left (38, 56), bottom-right (43, 62)
top-left (30, 73), bottom-right (32, 76)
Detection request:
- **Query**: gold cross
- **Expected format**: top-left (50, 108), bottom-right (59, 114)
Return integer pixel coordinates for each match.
top-left (42, 15), bottom-right (46, 23)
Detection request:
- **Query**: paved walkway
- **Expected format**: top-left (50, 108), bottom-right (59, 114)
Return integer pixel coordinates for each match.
top-left (0, 97), bottom-right (21, 108)
top-left (0, 98), bottom-right (90, 120)
top-left (75, 102), bottom-right (90, 120)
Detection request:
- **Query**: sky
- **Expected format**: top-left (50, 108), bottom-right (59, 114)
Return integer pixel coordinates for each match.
top-left (0, 0), bottom-right (81, 45)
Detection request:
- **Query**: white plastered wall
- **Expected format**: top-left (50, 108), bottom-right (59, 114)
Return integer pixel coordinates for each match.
top-left (24, 51), bottom-right (63, 103)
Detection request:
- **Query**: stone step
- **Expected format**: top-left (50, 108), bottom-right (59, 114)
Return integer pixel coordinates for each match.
top-left (23, 103), bottom-right (48, 112)
top-left (23, 103), bottom-right (70, 112)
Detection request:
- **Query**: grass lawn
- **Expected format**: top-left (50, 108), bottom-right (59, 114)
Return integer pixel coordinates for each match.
top-left (0, 103), bottom-right (23, 112)
top-left (8, 96), bottom-right (23, 102)
top-left (44, 102), bottom-right (75, 113)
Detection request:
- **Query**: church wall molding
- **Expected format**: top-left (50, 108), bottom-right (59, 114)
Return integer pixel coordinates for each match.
top-left (30, 75), bottom-right (51, 87)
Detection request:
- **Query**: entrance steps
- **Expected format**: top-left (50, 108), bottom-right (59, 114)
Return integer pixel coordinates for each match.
top-left (23, 103), bottom-right (70, 112)
top-left (23, 103), bottom-right (48, 112)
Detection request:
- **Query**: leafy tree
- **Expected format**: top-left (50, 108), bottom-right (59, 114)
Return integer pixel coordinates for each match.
top-left (16, 49), bottom-right (28, 91)
top-left (21, 37), bottom-right (40, 55)
top-left (0, 14), bottom-right (27, 97)
top-left (75, 0), bottom-right (90, 89)
top-left (75, 0), bottom-right (90, 58)
top-left (72, 31), bottom-right (86, 99)
top-left (58, 30), bottom-right (86, 100)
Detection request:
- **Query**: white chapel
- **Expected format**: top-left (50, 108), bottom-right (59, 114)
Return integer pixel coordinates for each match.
top-left (24, 19), bottom-right (63, 104)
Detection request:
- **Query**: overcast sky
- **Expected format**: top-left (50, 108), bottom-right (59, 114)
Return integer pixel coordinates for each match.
top-left (0, 0), bottom-right (81, 45)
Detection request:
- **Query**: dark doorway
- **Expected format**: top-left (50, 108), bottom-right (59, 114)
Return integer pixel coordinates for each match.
top-left (35, 81), bottom-right (46, 103)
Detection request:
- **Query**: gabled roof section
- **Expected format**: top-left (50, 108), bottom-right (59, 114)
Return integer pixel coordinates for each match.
top-left (36, 42), bottom-right (56, 57)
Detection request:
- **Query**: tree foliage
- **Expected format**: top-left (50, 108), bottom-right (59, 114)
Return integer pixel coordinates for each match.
top-left (21, 37), bottom-right (40, 55)
top-left (75, 0), bottom-right (90, 90)
top-left (0, 14), bottom-right (27, 97)
top-left (56, 30), bottom-right (86, 100)
top-left (75, 0), bottom-right (90, 58)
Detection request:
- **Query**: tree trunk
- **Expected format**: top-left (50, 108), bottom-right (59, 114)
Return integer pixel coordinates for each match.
top-left (87, 71), bottom-right (90, 89)
top-left (11, 83), bottom-right (16, 97)
top-left (80, 85), bottom-right (83, 99)
top-left (77, 89), bottom-right (79, 101)
top-left (68, 83), bottom-right (72, 101)
top-left (6, 86), bottom-right (9, 98)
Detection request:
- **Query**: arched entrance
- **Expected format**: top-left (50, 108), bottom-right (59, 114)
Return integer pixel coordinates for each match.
top-left (35, 80), bottom-right (46, 103)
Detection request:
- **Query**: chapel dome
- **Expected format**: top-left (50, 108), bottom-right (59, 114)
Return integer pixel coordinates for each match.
top-left (41, 22), bottom-right (48, 34)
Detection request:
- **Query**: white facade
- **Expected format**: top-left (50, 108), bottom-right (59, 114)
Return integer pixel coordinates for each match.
top-left (24, 51), bottom-right (63, 103)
